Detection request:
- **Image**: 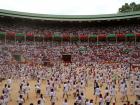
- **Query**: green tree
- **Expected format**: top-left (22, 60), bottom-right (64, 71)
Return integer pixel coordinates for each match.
top-left (118, 2), bottom-right (140, 13)
top-left (130, 2), bottom-right (136, 11)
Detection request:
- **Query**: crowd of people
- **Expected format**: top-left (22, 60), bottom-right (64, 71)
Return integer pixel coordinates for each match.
top-left (0, 17), bottom-right (140, 36)
top-left (0, 18), bottom-right (140, 105)
top-left (0, 41), bottom-right (140, 66)
top-left (0, 61), bottom-right (140, 105)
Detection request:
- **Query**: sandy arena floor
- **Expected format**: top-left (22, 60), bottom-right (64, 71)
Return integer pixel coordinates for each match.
top-left (0, 79), bottom-right (136, 105)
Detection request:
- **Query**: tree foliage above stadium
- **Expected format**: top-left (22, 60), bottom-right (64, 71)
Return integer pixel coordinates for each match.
top-left (119, 2), bottom-right (140, 13)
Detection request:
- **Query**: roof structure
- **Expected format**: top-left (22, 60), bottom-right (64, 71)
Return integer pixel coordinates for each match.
top-left (0, 9), bottom-right (140, 21)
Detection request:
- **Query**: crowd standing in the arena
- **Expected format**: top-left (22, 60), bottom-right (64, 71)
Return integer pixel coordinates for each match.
top-left (0, 20), bottom-right (140, 105)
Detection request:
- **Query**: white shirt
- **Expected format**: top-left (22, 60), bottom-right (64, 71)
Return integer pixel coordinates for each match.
top-left (39, 98), bottom-right (45, 105)
top-left (26, 85), bottom-right (30, 93)
top-left (0, 99), bottom-right (5, 105)
top-left (135, 87), bottom-right (140, 96)
top-left (105, 89), bottom-right (109, 95)
top-left (110, 88), bottom-right (115, 96)
top-left (17, 97), bottom-right (24, 104)
top-left (86, 101), bottom-right (90, 105)
top-left (89, 103), bottom-right (94, 105)
top-left (95, 88), bottom-right (100, 95)
top-left (64, 83), bottom-right (69, 92)
top-left (36, 85), bottom-right (40, 91)
top-left (7, 79), bottom-right (12, 85)
top-left (50, 91), bottom-right (55, 97)
top-left (63, 102), bottom-right (68, 105)
top-left (99, 98), bottom-right (104, 105)
top-left (120, 84), bottom-right (125, 92)
top-left (105, 96), bottom-right (110, 102)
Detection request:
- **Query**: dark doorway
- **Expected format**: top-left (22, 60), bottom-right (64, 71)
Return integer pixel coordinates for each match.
top-left (62, 54), bottom-right (71, 63)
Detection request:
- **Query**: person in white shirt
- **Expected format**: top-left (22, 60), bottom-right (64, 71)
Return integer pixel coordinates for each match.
top-left (39, 94), bottom-right (45, 105)
top-left (7, 78), bottom-right (12, 87)
top-left (0, 96), bottom-right (4, 105)
top-left (120, 82), bottom-right (125, 102)
top-left (105, 93), bottom-right (110, 105)
top-left (110, 85), bottom-right (116, 102)
top-left (50, 89), bottom-right (56, 105)
top-left (2, 84), bottom-right (9, 96)
top-left (85, 99), bottom-right (90, 105)
top-left (99, 94), bottom-right (104, 105)
top-left (25, 82), bottom-right (30, 99)
top-left (37, 100), bottom-right (41, 105)
top-left (2, 84), bottom-right (9, 105)
top-left (130, 80), bottom-right (134, 96)
top-left (134, 79), bottom-right (139, 89)
top-left (17, 95), bottom-right (25, 105)
top-left (81, 92), bottom-right (85, 105)
top-left (104, 87), bottom-right (109, 98)
top-left (46, 82), bottom-right (51, 97)
top-left (89, 99), bottom-right (94, 105)
top-left (3, 91), bottom-right (9, 105)
top-left (124, 84), bottom-right (128, 102)
top-left (134, 85), bottom-right (140, 104)
top-left (35, 84), bottom-right (41, 98)
top-left (95, 86), bottom-right (100, 104)
top-left (63, 82), bottom-right (69, 98)
top-left (63, 99), bottom-right (68, 105)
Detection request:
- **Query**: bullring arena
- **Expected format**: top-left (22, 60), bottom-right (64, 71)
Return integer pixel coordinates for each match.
top-left (0, 9), bottom-right (140, 105)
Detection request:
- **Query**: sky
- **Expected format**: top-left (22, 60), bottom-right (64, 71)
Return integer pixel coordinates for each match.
top-left (0, 0), bottom-right (140, 15)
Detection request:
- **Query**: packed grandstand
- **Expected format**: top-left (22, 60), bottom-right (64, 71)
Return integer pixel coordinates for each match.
top-left (0, 9), bottom-right (140, 105)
